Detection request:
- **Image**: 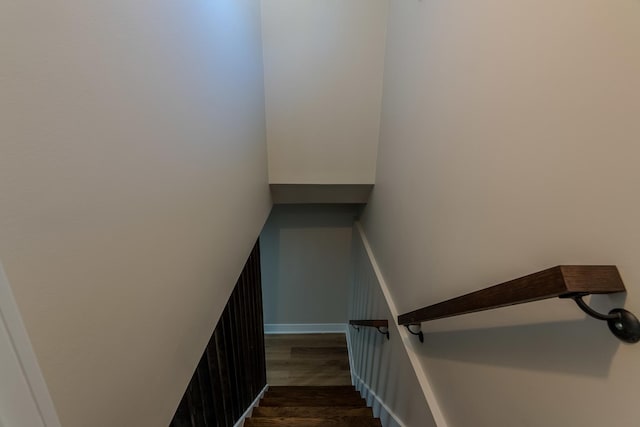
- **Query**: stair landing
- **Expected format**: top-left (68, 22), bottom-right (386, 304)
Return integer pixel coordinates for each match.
top-left (265, 334), bottom-right (351, 386)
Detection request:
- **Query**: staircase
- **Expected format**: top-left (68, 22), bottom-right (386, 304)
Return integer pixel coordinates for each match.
top-left (245, 385), bottom-right (382, 426)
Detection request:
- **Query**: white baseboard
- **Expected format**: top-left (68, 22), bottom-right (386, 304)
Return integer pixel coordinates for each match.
top-left (264, 323), bottom-right (347, 334)
top-left (352, 373), bottom-right (406, 427)
top-left (233, 384), bottom-right (269, 427)
top-left (344, 326), bottom-right (356, 386)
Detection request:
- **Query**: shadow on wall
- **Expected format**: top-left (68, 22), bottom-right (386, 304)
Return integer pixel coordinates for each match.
top-left (263, 204), bottom-right (364, 230)
top-left (418, 316), bottom-right (620, 377)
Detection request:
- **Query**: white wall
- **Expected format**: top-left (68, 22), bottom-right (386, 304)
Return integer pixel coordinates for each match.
top-left (349, 229), bottom-right (437, 427)
top-left (0, 263), bottom-right (60, 427)
top-left (361, 1), bottom-right (640, 426)
top-left (261, 0), bottom-right (388, 184)
top-left (0, 296), bottom-right (45, 427)
top-left (0, 1), bottom-right (271, 426)
top-left (260, 205), bottom-right (358, 324)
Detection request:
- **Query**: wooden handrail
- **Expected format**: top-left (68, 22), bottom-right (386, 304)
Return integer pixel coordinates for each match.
top-left (349, 320), bottom-right (390, 339)
top-left (349, 320), bottom-right (388, 328)
top-left (397, 266), bottom-right (640, 343)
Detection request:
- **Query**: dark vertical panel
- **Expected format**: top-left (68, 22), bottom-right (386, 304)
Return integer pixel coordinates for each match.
top-left (237, 270), bottom-right (252, 410)
top-left (245, 252), bottom-right (258, 399)
top-left (187, 375), bottom-right (205, 427)
top-left (249, 248), bottom-right (264, 388)
top-left (205, 334), bottom-right (226, 427)
top-left (213, 328), bottom-right (232, 427)
top-left (170, 240), bottom-right (266, 427)
top-left (196, 353), bottom-right (215, 426)
top-left (227, 288), bottom-right (242, 421)
top-left (253, 244), bottom-right (268, 385)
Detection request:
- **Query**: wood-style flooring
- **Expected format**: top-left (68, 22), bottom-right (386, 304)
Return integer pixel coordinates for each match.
top-left (265, 334), bottom-right (352, 386)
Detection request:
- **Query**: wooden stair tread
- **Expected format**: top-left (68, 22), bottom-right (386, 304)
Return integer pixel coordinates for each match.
top-left (267, 385), bottom-right (356, 392)
top-left (264, 390), bottom-right (361, 399)
top-left (245, 417), bottom-right (382, 427)
top-left (252, 406), bottom-right (374, 418)
top-left (263, 385), bottom-right (359, 399)
top-left (248, 386), bottom-right (380, 426)
top-left (259, 396), bottom-right (366, 407)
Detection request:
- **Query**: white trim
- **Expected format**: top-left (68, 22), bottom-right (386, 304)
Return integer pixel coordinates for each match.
top-left (264, 323), bottom-right (347, 334)
top-left (353, 372), bottom-right (406, 427)
top-left (344, 326), bottom-right (356, 386)
top-left (233, 384), bottom-right (269, 427)
top-left (345, 327), bottom-right (404, 427)
top-left (0, 262), bottom-right (62, 427)
top-left (354, 222), bottom-right (448, 427)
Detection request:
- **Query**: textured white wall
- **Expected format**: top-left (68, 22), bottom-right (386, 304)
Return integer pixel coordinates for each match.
top-left (260, 205), bottom-right (358, 324)
top-left (261, 0), bottom-right (388, 184)
top-left (361, 1), bottom-right (640, 426)
top-left (0, 1), bottom-right (271, 426)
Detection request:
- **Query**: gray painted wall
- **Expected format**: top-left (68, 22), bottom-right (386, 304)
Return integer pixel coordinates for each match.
top-left (260, 205), bottom-right (359, 324)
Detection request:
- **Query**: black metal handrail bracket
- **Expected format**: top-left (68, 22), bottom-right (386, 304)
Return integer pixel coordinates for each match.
top-left (568, 294), bottom-right (640, 343)
top-left (405, 324), bottom-right (424, 343)
top-left (349, 320), bottom-right (390, 340)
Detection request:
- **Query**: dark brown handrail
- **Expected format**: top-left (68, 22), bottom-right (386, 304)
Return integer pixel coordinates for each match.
top-left (349, 320), bottom-right (390, 340)
top-left (397, 265), bottom-right (640, 343)
top-left (350, 320), bottom-right (388, 328)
